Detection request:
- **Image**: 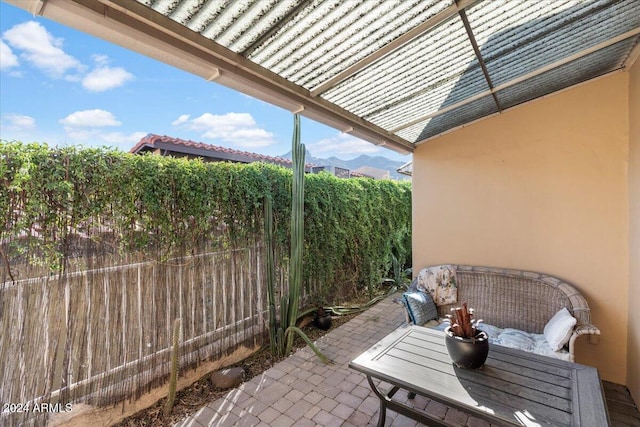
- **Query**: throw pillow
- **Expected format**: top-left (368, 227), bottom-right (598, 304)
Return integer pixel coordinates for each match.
top-left (395, 298), bottom-right (412, 324)
top-left (543, 307), bottom-right (577, 351)
top-left (402, 291), bottom-right (438, 325)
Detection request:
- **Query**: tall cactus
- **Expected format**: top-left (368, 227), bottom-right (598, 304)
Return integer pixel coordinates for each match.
top-left (263, 114), bottom-right (330, 364)
top-left (285, 114), bottom-right (304, 356)
top-left (263, 196), bottom-right (279, 355)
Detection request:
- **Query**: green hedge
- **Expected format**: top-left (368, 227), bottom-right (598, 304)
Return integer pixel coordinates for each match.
top-left (0, 141), bottom-right (411, 299)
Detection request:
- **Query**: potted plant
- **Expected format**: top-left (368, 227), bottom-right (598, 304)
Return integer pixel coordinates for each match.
top-left (314, 307), bottom-right (332, 331)
top-left (444, 303), bottom-right (489, 369)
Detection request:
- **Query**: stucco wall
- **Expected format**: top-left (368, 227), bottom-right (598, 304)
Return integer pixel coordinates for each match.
top-left (628, 59), bottom-right (640, 404)
top-left (412, 73), bottom-right (629, 383)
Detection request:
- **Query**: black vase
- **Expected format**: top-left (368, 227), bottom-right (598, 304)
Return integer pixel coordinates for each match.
top-left (314, 314), bottom-right (332, 331)
top-left (444, 326), bottom-right (489, 369)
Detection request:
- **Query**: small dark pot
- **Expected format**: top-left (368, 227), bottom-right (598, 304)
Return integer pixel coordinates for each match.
top-left (314, 314), bottom-right (332, 331)
top-left (444, 326), bottom-right (489, 369)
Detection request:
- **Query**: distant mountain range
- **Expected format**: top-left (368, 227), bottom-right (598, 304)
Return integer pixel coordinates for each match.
top-left (281, 151), bottom-right (409, 180)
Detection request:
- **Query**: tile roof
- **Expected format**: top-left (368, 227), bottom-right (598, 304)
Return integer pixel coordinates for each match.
top-left (130, 134), bottom-right (376, 178)
top-left (130, 133), bottom-right (306, 168)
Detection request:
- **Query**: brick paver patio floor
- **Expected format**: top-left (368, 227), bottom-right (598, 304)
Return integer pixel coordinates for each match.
top-left (175, 293), bottom-right (494, 427)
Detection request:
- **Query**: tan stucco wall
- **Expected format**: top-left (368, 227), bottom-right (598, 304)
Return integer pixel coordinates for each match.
top-left (413, 73), bottom-right (629, 383)
top-left (628, 59), bottom-right (640, 404)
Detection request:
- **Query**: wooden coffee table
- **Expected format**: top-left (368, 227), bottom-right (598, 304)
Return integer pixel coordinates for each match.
top-left (349, 325), bottom-right (609, 426)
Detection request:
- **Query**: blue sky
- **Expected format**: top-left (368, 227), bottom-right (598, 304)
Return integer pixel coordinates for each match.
top-left (0, 2), bottom-right (409, 161)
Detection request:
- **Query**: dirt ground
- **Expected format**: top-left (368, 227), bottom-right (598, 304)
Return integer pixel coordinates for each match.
top-left (113, 311), bottom-right (361, 426)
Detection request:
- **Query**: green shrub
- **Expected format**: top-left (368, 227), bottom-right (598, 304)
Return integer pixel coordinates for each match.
top-left (0, 141), bottom-right (410, 300)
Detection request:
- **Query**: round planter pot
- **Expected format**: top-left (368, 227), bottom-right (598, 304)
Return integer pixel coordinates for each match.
top-left (314, 314), bottom-right (332, 331)
top-left (444, 326), bottom-right (489, 369)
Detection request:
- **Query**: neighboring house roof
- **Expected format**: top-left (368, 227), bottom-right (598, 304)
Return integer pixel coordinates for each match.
top-left (397, 161), bottom-right (413, 177)
top-left (130, 134), bottom-right (306, 168)
top-left (131, 134), bottom-right (387, 179)
top-left (352, 166), bottom-right (390, 180)
top-left (310, 165), bottom-right (371, 179)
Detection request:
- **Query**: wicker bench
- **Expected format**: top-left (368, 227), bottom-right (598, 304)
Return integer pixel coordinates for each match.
top-left (403, 265), bottom-right (600, 362)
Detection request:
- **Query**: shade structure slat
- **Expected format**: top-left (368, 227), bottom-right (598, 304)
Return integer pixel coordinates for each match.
top-left (397, 95), bottom-right (499, 143)
top-left (367, 66), bottom-right (489, 130)
top-left (322, 14), bottom-right (475, 115)
top-left (468, 0), bottom-right (640, 86)
top-left (251, 0), bottom-right (454, 89)
top-left (496, 38), bottom-right (638, 110)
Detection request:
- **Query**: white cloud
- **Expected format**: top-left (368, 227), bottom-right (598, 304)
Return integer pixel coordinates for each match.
top-left (57, 109), bottom-right (144, 148)
top-left (61, 127), bottom-right (99, 141)
top-left (59, 109), bottom-right (121, 128)
top-left (2, 21), bottom-right (83, 78)
top-left (0, 114), bottom-right (40, 142)
top-left (173, 112), bottom-right (276, 148)
top-left (0, 39), bottom-right (19, 70)
top-left (172, 114), bottom-right (190, 126)
top-left (92, 54), bottom-right (110, 67)
top-left (101, 131), bottom-right (147, 145)
top-left (82, 55), bottom-right (134, 92)
top-left (61, 127), bottom-right (145, 148)
top-left (0, 113), bottom-right (36, 140)
top-left (306, 133), bottom-right (382, 159)
top-left (82, 66), bottom-right (133, 92)
top-left (2, 23), bottom-right (132, 92)
top-left (189, 112), bottom-right (254, 133)
top-left (2, 113), bottom-right (35, 129)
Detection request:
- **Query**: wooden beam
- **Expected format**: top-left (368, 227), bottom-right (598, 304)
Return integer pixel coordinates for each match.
top-left (624, 36), bottom-right (640, 70)
top-left (4, 0), bottom-right (47, 15)
top-left (458, 8), bottom-right (502, 112)
top-left (309, 0), bottom-right (480, 97)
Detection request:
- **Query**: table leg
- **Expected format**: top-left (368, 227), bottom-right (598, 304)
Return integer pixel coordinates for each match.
top-left (366, 375), bottom-right (388, 427)
top-left (363, 375), bottom-right (451, 427)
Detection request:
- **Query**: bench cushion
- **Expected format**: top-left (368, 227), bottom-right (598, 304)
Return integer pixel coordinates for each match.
top-left (431, 322), bottom-right (571, 361)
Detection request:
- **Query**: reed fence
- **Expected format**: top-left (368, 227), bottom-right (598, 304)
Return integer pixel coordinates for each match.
top-left (0, 241), bottom-right (292, 426)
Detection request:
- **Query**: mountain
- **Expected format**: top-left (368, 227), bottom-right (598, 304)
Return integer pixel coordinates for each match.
top-left (280, 151), bottom-right (409, 180)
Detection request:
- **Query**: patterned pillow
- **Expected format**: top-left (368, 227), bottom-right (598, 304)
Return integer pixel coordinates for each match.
top-left (402, 291), bottom-right (438, 325)
top-left (416, 265), bottom-right (458, 305)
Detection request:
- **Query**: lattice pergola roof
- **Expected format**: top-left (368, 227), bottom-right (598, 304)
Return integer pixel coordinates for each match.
top-left (9, 0), bottom-right (640, 154)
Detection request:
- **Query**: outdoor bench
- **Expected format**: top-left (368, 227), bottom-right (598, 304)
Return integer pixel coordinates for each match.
top-left (399, 264), bottom-right (600, 362)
